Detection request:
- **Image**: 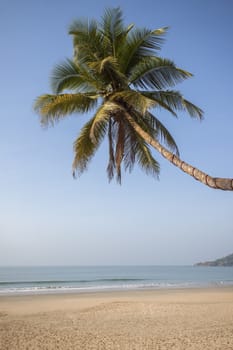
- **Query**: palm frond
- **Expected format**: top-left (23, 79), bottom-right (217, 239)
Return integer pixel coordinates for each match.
top-left (135, 27), bottom-right (168, 55)
top-left (122, 128), bottom-right (136, 173)
top-left (110, 90), bottom-right (156, 115)
top-left (100, 7), bottom-right (135, 60)
top-left (72, 116), bottom-right (107, 176)
top-left (120, 26), bottom-right (168, 73)
top-left (115, 120), bottom-right (125, 183)
top-left (50, 59), bottom-right (101, 93)
top-left (182, 98), bottom-right (204, 119)
top-left (109, 102), bottom-right (160, 177)
top-left (89, 102), bottom-right (119, 143)
top-left (34, 93), bottom-right (97, 126)
top-left (143, 90), bottom-right (203, 119)
top-left (69, 18), bottom-right (105, 62)
top-left (107, 118), bottom-right (115, 181)
top-left (135, 137), bottom-right (160, 177)
top-left (115, 23), bottom-right (134, 58)
top-left (141, 90), bottom-right (178, 117)
top-left (90, 56), bottom-right (127, 89)
top-left (146, 112), bottom-right (179, 155)
top-left (116, 108), bottom-right (160, 177)
top-left (100, 7), bottom-right (124, 55)
top-left (129, 57), bottom-right (192, 89)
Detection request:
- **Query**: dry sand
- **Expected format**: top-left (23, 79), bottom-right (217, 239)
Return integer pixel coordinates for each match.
top-left (0, 287), bottom-right (233, 349)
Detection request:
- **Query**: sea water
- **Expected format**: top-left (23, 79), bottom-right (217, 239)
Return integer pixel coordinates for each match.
top-left (0, 265), bottom-right (232, 295)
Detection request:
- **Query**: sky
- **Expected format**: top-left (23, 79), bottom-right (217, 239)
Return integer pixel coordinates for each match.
top-left (0, 0), bottom-right (233, 266)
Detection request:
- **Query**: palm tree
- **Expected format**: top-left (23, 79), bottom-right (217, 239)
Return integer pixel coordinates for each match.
top-left (34, 7), bottom-right (233, 190)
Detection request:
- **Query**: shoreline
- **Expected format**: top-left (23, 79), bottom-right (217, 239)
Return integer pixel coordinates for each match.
top-left (1, 282), bottom-right (232, 298)
top-left (1, 286), bottom-right (233, 349)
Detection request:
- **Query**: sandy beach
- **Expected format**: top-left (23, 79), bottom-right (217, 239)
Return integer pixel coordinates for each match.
top-left (0, 287), bottom-right (233, 349)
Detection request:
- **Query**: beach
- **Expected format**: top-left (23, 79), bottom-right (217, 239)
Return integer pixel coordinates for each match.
top-left (0, 287), bottom-right (233, 349)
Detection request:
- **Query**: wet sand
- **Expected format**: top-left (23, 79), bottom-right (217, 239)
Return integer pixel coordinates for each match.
top-left (0, 287), bottom-right (233, 349)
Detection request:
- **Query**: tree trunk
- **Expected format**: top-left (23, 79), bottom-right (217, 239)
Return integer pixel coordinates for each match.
top-left (126, 114), bottom-right (233, 191)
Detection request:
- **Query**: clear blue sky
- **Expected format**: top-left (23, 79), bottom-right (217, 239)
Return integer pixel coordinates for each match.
top-left (1, 0), bottom-right (233, 266)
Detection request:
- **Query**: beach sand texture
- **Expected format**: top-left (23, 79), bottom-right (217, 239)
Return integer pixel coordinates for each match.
top-left (0, 288), bottom-right (233, 349)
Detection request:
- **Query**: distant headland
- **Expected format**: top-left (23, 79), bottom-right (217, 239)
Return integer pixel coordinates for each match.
top-left (195, 253), bottom-right (233, 267)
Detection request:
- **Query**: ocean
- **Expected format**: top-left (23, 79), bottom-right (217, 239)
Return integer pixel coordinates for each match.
top-left (0, 265), bottom-right (232, 296)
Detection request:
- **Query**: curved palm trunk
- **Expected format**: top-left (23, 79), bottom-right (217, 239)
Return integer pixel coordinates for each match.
top-left (126, 114), bottom-right (233, 191)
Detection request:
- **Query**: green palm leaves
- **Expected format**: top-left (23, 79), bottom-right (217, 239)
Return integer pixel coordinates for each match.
top-left (34, 93), bottom-right (98, 125)
top-left (34, 7), bottom-right (203, 183)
